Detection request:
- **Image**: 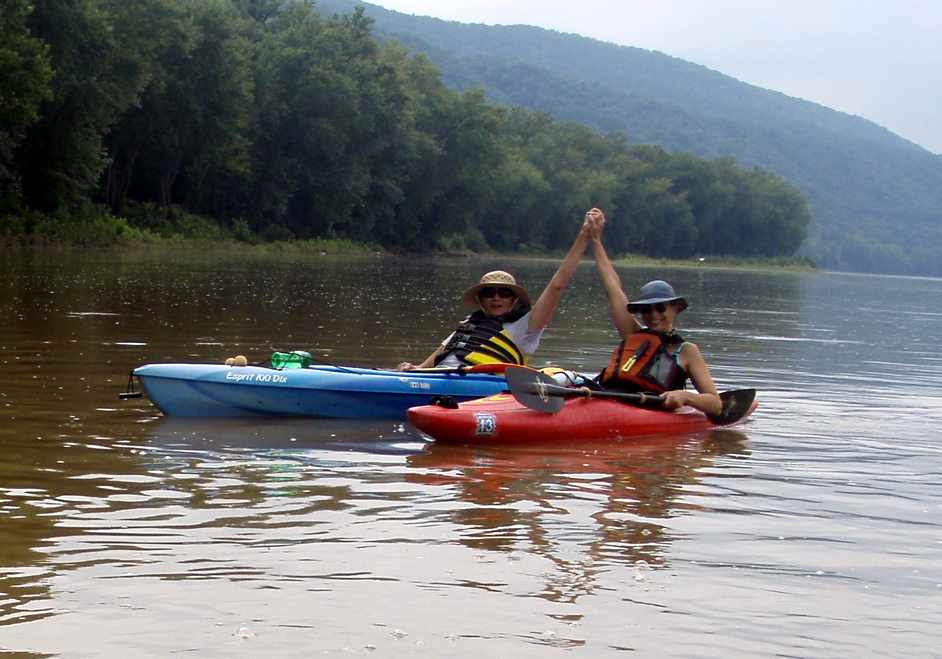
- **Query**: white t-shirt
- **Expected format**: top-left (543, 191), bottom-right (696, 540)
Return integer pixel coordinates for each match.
top-left (436, 311), bottom-right (544, 368)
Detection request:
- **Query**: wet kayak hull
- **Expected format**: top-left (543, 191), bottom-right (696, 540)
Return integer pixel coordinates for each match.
top-left (133, 363), bottom-right (508, 418)
top-left (407, 393), bottom-right (757, 444)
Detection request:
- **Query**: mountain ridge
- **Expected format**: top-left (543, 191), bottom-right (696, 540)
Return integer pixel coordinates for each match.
top-left (358, 9), bottom-right (925, 151)
top-left (319, 0), bottom-right (942, 274)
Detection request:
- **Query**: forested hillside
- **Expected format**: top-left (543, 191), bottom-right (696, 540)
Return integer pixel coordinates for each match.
top-left (319, 0), bottom-right (942, 275)
top-left (1, 0), bottom-right (809, 262)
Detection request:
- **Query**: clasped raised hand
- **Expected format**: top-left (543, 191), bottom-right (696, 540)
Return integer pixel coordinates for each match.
top-left (583, 207), bottom-right (606, 238)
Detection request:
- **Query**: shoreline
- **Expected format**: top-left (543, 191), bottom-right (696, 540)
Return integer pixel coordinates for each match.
top-left (453, 249), bottom-right (816, 273)
top-left (2, 234), bottom-right (815, 272)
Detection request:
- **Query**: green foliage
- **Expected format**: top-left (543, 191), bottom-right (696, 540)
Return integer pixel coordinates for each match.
top-left (120, 202), bottom-right (228, 240)
top-left (317, 0), bottom-right (942, 275)
top-left (434, 226), bottom-right (490, 253)
top-left (4, 0), bottom-right (813, 268)
top-left (230, 217), bottom-right (257, 243)
top-left (18, 0), bottom-right (168, 210)
top-left (3, 203), bottom-right (159, 245)
top-left (0, 0), bottom-right (53, 191)
top-left (106, 0), bottom-right (254, 215)
top-left (0, 208), bottom-right (44, 235)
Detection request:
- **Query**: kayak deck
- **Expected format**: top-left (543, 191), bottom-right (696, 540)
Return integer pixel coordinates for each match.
top-left (408, 393), bottom-right (757, 444)
top-left (133, 363), bottom-right (508, 418)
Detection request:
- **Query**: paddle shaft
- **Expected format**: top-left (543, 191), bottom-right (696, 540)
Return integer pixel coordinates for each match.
top-left (522, 381), bottom-right (756, 424)
top-left (406, 363), bottom-right (510, 375)
top-left (505, 366), bottom-right (756, 424)
top-left (523, 382), bottom-right (664, 406)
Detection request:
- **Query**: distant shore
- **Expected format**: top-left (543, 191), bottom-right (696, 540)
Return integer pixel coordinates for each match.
top-left (2, 230), bottom-right (815, 271)
top-left (610, 253), bottom-right (816, 272)
top-left (469, 249), bottom-right (816, 273)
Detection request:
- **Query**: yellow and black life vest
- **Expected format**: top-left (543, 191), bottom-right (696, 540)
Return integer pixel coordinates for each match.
top-left (598, 330), bottom-right (688, 394)
top-left (435, 308), bottom-right (529, 367)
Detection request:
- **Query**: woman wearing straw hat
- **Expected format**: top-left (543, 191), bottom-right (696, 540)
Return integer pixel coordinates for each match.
top-left (396, 213), bottom-right (595, 371)
top-left (585, 208), bottom-right (722, 416)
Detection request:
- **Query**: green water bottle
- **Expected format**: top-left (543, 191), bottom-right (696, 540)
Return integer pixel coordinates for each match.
top-left (270, 350), bottom-right (312, 369)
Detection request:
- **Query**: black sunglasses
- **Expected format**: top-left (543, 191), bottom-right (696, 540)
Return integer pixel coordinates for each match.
top-left (480, 286), bottom-right (515, 299)
top-left (636, 302), bottom-right (668, 314)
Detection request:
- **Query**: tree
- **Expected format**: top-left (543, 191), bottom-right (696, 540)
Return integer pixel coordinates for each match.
top-left (104, 0), bottom-right (197, 213)
top-left (116, 0), bottom-right (254, 214)
top-left (19, 0), bottom-right (171, 210)
top-left (0, 0), bottom-right (53, 203)
top-left (249, 3), bottom-right (379, 236)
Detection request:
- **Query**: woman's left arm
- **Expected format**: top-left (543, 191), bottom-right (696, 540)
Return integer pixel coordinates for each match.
top-left (527, 219), bottom-right (591, 332)
top-left (662, 343), bottom-right (722, 415)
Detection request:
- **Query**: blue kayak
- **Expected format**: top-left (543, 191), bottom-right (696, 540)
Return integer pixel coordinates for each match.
top-left (132, 363), bottom-right (508, 418)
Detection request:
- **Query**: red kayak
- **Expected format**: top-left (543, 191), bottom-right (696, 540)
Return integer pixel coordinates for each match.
top-left (408, 392), bottom-right (757, 444)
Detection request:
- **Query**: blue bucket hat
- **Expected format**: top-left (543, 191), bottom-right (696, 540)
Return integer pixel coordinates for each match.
top-left (627, 280), bottom-right (688, 313)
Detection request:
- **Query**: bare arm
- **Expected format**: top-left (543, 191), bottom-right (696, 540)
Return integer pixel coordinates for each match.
top-left (527, 218), bottom-right (591, 332)
top-left (397, 348), bottom-right (441, 371)
top-left (662, 343), bottom-right (722, 415)
top-left (397, 339), bottom-right (448, 371)
top-left (587, 209), bottom-right (641, 339)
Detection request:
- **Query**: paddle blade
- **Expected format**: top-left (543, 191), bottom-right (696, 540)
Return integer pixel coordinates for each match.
top-left (505, 366), bottom-right (565, 413)
top-left (710, 388), bottom-right (757, 425)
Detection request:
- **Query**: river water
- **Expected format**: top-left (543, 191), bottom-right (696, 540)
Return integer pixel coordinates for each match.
top-left (0, 248), bottom-right (939, 657)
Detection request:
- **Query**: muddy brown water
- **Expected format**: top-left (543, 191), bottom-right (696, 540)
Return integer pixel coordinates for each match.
top-left (1, 249), bottom-right (940, 656)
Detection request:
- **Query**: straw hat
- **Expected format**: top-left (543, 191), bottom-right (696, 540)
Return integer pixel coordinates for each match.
top-left (461, 270), bottom-right (530, 308)
top-left (627, 280), bottom-right (688, 313)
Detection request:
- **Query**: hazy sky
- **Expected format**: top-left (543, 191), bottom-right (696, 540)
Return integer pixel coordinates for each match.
top-left (369, 0), bottom-right (941, 154)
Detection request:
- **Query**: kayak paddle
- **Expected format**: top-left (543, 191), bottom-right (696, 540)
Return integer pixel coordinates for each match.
top-left (504, 366), bottom-right (756, 425)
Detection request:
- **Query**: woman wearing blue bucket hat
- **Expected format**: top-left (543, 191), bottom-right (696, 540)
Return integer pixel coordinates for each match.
top-left (583, 208), bottom-right (722, 416)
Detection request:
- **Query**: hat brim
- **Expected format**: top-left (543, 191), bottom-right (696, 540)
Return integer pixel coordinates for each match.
top-left (627, 297), bottom-right (688, 313)
top-left (462, 283), bottom-right (530, 308)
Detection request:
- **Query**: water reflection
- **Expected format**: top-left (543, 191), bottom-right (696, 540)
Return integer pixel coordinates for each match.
top-left (408, 430), bottom-right (751, 603)
top-left (2, 406), bottom-right (751, 631)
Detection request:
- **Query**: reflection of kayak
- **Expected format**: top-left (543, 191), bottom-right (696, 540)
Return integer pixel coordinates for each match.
top-left (133, 363), bottom-right (507, 418)
top-left (407, 393), bottom-right (757, 444)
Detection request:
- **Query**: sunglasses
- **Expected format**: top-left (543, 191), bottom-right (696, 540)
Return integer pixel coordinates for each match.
top-left (636, 302), bottom-right (669, 314)
top-left (480, 287), bottom-right (515, 299)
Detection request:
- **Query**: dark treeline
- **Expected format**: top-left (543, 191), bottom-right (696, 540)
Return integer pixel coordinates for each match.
top-left (1, 0), bottom-right (810, 258)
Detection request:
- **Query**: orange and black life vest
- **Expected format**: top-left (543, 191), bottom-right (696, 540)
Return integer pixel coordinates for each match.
top-left (598, 330), bottom-right (689, 394)
top-left (434, 307), bottom-right (530, 367)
